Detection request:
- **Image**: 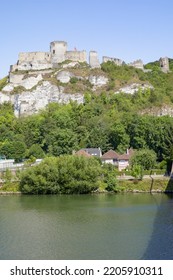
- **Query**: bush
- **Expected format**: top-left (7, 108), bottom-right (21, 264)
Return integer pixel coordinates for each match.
top-left (70, 77), bottom-right (78, 84)
top-left (0, 76), bottom-right (8, 90)
top-left (20, 155), bottom-right (102, 194)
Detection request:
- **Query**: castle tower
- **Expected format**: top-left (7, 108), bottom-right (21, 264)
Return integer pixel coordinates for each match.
top-left (159, 57), bottom-right (169, 73)
top-left (50, 41), bottom-right (67, 64)
top-left (89, 51), bottom-right (100, 68)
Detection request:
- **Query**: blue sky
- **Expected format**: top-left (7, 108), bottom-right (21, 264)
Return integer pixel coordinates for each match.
top-left (1, 0), bottom-right (173, 78)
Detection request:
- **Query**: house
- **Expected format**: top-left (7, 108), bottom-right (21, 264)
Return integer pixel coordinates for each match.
top-left (80, 148), bottom-right (102, 157)
top-left (75, 150), bottom-right (91, 157)
top-left (0, 159), bottom-right (15, 170)
top-left (101, 150), bottom-right (119, 165)
top-left (117, 148), bottom-right (134, 171)
top-left (101, 148), bottom-right (134, 171)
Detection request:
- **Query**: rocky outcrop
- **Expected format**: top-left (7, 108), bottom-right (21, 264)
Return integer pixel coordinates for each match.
top-left (3, 74), bottom-right (43, 91)
top-left (62, 61), bottom-right (80, 68)
top-left (89, 75), bottom-right (108, 89)
top-left (0, 81), bottom-right (84, 117)
top-left (115, 83), bottom-right (154, 95)
top-left (56, 71), bottom-right (73, 83)
top-left (141, 105), bottom-right (173, 117)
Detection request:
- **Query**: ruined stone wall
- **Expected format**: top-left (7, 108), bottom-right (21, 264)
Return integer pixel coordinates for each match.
top-left (89, 51), bottom-right (100, 68)
top-left (65, 51), bottom-right (87, 62)
top-left (160, 57), bottom-right (169, 73)
top-left (15, 52), bottom-right (52, 71)
top-left (128, 59), bottom-right (144, 69)
top-left (18, 52), bottom-right (51, 63)
top-left (102, 56), bottom-right (123, 66)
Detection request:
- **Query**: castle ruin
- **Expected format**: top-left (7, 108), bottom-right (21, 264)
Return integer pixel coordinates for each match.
top-left (10, 40), bottom-right (170, 74)
top-left (11, 41), bottom-right (88, 72)
top-left (89, 51), bottom-right (100, 68)
top-left (159, 57), bottom-right (169, 73)
top-left (102, 56), bottom-right (124, 66)
top-left (128, 59), bottom-right (144, 70)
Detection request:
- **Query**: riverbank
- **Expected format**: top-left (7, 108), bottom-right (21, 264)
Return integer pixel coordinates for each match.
top-left (0, 176), bottom-right (172, 195)
top-left (117, 177), bottom-right (173, 193)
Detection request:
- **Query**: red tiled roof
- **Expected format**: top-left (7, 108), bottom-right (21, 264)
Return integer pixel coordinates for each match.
top-left (101, 150), bottom-right (119, 159)
top-left (75, 150), bottom-right (91, 157)
top-left (118, 154), bottom-right (130, 160)
top-left (118, 148), bottom-right (134, 160)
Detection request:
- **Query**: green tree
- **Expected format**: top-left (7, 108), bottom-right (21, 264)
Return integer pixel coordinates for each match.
top-left (102, 164), bottom-right (118, 191)
top-left (20, 155), bottom-right (102, 194)
top-left (0, 141), bottom-right (26, 162)
top-left (130, 149), bottom-right (156, 170)
top-left (26, 144), bottom-right (45, 159)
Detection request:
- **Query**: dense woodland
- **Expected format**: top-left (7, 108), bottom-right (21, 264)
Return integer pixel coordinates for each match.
top-left (1, 61), bottom-right (173, 193)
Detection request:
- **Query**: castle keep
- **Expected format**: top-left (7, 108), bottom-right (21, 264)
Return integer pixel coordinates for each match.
top-left (11, 41), bottom-right (97, 72)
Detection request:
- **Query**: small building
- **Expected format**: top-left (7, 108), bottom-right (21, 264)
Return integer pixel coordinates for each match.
top-left (101, 150), bottom-right (119, 165)
top-left (75, 150), bottom-right (91, 157)
top-left (78, 148), bottom-right (102, 157)
top-left (0, 159), bottom-right (15, 170)
top-left (101, 148), bottom-right (134, 171)
top-left (117, 148), bottom-right (134, 171)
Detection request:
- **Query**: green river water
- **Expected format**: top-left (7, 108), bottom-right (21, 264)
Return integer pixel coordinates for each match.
top-left (0, 193), bottom-right (173, 259)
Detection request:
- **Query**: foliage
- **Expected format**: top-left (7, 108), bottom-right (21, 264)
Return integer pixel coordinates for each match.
top-left (26, 144), bottom-right (45, 159)
top-left (2, 169), bottom-right (12, 183)
top-left (131, 164), bottom-right (142, 179)
top-left (70, 77), bottom-right (78, 84)
top-left (130, 149), bottom-right (157, 170)
top-left (102, 164), bottom-right (118, 191)
top-left (19, 155), bottom-right (103, 194)
top-left (0, 76), bottom-right (8, 90)
top-left (0, 141), bottom-right (26, 162)
top-left (1, 61), bottom-right (173, 169)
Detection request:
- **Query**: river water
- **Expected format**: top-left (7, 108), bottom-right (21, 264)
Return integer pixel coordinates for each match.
top-left (0, 193), bottom-right (173, 260)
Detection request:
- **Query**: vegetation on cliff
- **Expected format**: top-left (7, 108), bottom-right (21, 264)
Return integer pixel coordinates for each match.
top-left (1, 61), bottom-right (173, 178)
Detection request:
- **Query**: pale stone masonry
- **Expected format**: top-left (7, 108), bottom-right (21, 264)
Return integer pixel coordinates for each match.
top-left (89, 51), bottom-right (100, 68)
top-left (159, 57), bottom-right (169, 73)
top-left (128, 59), bottom-right (144, 70)
top-left (11, 41), bottom-right (88, 72)
top-left (9, 40), bottom-right (170, 73)
top-left (102, 56), bottom-right (124, 66)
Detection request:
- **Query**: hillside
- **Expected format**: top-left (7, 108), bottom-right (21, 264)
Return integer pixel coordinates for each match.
top-left (0, 60), bottom-right (173, 165)
top-left (1, 59), bottom-right (173, 117)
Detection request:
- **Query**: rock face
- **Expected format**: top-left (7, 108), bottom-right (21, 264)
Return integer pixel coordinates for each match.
top-left (9, 73), bottom-right (43, 90)
top-left (89, 75), bottom-right (108, 88)
top-left (56, 71), bottom-right (73, 83)
top-left (0, 81), bottom-right (84, 117)
top-left (115, 83), bottom-right (154, 94)
top-left (141, 105), bottom-right (173, 117)
top-left (14, 81), bottom-right (84, 117)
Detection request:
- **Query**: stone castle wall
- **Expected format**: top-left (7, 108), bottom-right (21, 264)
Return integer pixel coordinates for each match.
top-left (9, 40), bottom-right (171, 72)
top-left (103, 56), bottom-right (123, 66)
top-left (128, 59), bottom-right (144, 69)
top-left (18, 52), bottom-right (51, 63)
top-left (65, 51), bottom-right (86, 62)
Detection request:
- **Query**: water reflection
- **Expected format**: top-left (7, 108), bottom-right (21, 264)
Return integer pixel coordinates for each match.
top-left (0, 193), bottom-right (171, 259)
top-left (142, 180), bottom-right (173, 259)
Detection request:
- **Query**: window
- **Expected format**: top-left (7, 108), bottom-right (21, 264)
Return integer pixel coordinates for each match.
top-left (53, 50), bottom-right (55, 54)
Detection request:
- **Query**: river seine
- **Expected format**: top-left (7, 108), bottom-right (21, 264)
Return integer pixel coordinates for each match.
top-left (0, 193), bottom-right (173, 260)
